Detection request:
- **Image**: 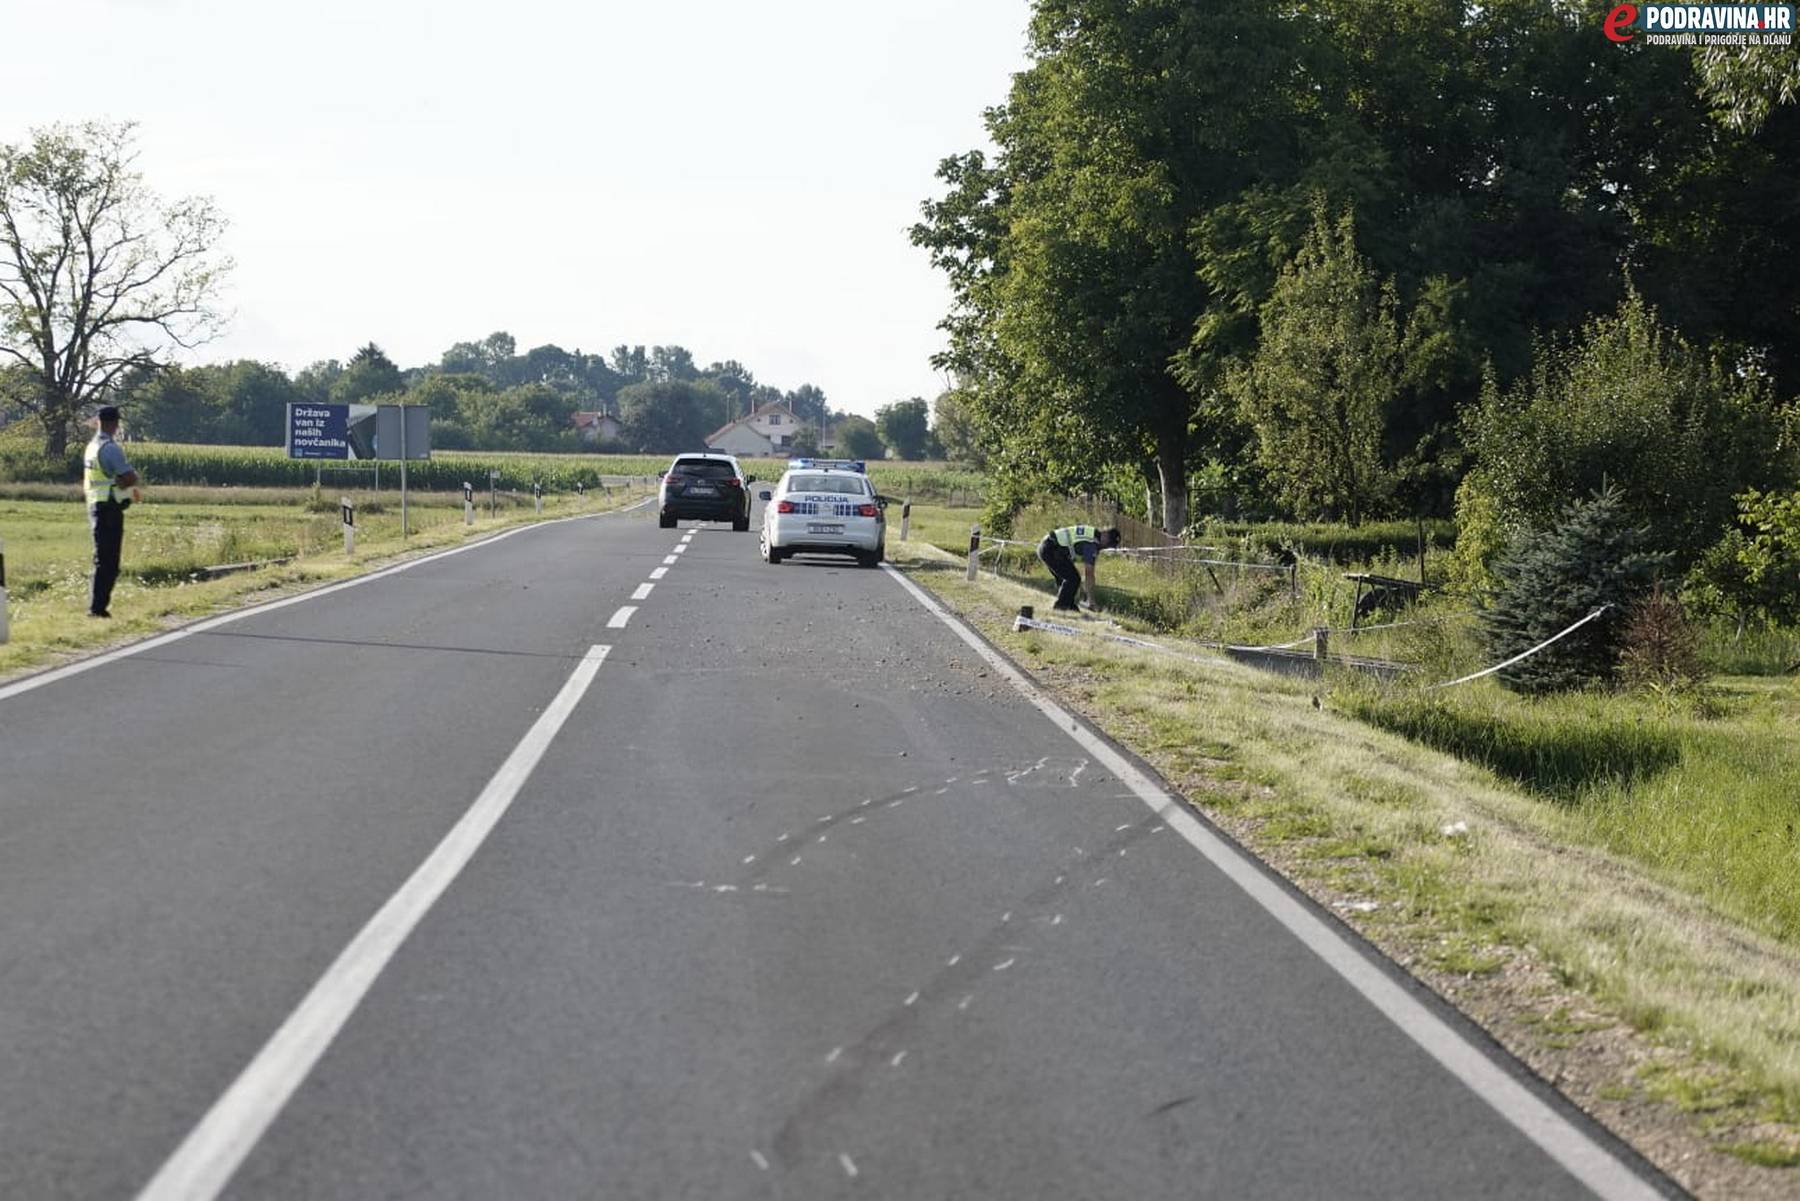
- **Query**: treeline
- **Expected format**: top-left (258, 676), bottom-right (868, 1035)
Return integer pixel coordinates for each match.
top-left (93, 336), bottom-right (837, 455)
top-left (914, 0), bottom-right (1800, 607)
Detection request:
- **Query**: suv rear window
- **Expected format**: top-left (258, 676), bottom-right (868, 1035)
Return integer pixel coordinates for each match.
top-left (672, 458), bottom-right (737, 479)
top-left (788, 475), bottom-right (867, 495)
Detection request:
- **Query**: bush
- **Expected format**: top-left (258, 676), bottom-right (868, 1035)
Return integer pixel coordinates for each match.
top-left (1618, 584), bottom-right (1709, 693)
top-left (1456, 290), bottom-right (1796, 584)
top-left (1482, 486), bottom-right (1665, 694)
top-left (1684, 487), bottom-right (1800, 629)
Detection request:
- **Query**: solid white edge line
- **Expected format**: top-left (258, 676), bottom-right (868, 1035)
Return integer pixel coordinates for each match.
top-left (607, 606), bottom-right (637, 629)
top-left (0, 497), bottom-right (652, 705)
top-left (631, 583), bottom-right (654, 601)
top-left (878, 564), bottom-right (1664, 1201)
top-left (133, 644), bottom-right (613, 1201)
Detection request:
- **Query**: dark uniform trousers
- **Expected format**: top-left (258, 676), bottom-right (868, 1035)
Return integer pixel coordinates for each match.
top-left (1038, 535), bottom-right (1083, 611)
top-left (91, 502), bottom-right (124, 615)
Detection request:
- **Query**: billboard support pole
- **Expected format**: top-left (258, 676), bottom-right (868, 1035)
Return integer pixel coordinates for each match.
top-left (400, 411), bottom-right (410, 539)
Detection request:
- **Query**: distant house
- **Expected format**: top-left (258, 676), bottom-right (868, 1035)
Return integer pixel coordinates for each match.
top-left (705, 401), bottom-right (809, 457)
top-left (571, 411), bottom-right (624, 444)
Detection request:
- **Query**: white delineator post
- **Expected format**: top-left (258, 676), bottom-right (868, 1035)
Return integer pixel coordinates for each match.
top-left (966, 525), bottom-right (981, 581)
top-left (341, 498), bottom-right (355, 556)
top-left (900, 500), bottom-right (911, 541)
top-left (533, 482), bottom-right (543, 515)
top-left (463, 481), bottom-right (474, 526)
top-left (577, 481), bottom-right (586, 504)
top-left (0, 535), bottom-right (9, 645)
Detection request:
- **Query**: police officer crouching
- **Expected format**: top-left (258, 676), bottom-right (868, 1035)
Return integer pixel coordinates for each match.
top-left (1038, 523), bottom-right (1123, 612)
top-left (84, 406), bottom-right (140, 619)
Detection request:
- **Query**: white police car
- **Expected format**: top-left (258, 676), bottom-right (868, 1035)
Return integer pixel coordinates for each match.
top-left (759, 459), bottom-right (888, 567)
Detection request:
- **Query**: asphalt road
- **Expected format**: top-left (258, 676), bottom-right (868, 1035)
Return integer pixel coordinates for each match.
top-left (0, 499), bottom-right (1675, 1200)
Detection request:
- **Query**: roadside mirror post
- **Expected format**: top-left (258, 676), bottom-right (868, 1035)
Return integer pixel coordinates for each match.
top-left (900, 500), bottom-right (911, 541)
top-left (533, 481), bottom-right (543, 514)
top-left (0, 535), bottom-right (9, 645)
top-left (341, 498), bottom-right (355, 556)
top-left (463, 481), bottom-right (474, 526)
top-left (966, 525), bottom-right (981, 581)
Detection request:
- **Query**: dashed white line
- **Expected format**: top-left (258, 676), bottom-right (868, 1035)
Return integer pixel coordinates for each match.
top-left (946, 954), bottom-right (961, 967)
top-left (827, 1046), bottom-right (844, 1064)
top-left (993, 958), bottom-right (1016, 972)
top-left (134, 646), bottom-right (614, 1201)
top-left (607, 606), bottom-right (637, 629)
top-left (958, 995), bottom-right (974, 1011)
top-left (1052, 914), bottom-right (1065, 926)
top-left (681, 532), bottom-right (694, 542)
top-left (742, 854), bottom-right (756, 864)
top-left (890, 1051), bottom-right (907, 1068)
top-left (631, 583), bottom-right (654, 601)
top-left (839, 1154), bottom-right (859, 1179)
top-left (751, 1150), bottom-right (771, 1172)
top-left (1001, 911), bottom-right (1012, 923)
top-left (672, 544), bottom-right (688, 554)
top-left (650, 567), bottom-right (669, 580)
top-left (850, 817), bottom-right (866, 825)
top-left (904, 991), bottom-right (920, 1006)
top-left (816, 834), bottom-right (829, 844)
top-left (790, 856), bottom-right (803, 867)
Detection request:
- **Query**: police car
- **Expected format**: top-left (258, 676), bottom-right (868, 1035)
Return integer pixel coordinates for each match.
top-left (759, 459), bottom-right (888, 567)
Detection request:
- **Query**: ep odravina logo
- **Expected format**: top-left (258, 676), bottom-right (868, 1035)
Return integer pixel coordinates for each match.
top-left (1605, 3), bottom-right (1797, 41)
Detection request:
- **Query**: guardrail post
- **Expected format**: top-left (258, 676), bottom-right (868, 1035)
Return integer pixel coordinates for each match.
top-left (0, 535), bottom-right (9, 645)
top-left (1313, 627), bottom-right (1330, 663)
top-left (341, 498), bottom-right (355, 556)
top-left (966, 525), bottom-right (981, 580)
top-left (463, 481), bottom-right (474, 526)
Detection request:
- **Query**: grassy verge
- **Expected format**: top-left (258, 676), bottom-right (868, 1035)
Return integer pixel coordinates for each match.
top-left (0, 485), bottom-right (649, 679)
top-left (891, 536), bottom-right (1800, 1195)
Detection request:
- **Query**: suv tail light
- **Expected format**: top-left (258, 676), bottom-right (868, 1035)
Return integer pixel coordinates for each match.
top-left (776, 500), bottom-right (797, 514)
top-left (856, 504), bottom-right (879, 518)
top-left (664, 473), bottom-right (681, 484)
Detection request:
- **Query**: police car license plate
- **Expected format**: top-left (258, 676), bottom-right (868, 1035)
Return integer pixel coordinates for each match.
top-left (807, 522), bottom-right (842, 535)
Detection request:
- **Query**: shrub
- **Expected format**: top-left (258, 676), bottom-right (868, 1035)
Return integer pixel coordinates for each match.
top-left (1685, 487), bottom-right (1800, 629)
top-left (1619, 584), bottom-right (1709, 693)
top-left (1482, 486), bottom-right (1665, 694)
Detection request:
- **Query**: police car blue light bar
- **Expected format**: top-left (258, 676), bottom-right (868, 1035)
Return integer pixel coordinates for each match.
top-left (789, 458), bottom-right (866, 473)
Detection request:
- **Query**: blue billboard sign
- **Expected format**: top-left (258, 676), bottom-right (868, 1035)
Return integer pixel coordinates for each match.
top-left (286, 403), bottom-right (350, 460)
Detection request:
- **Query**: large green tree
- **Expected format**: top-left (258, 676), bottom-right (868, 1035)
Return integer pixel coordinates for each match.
top-left (0, 121), bottom-right (231, 456)
top-left (875, 397), bottom-right (933, 460)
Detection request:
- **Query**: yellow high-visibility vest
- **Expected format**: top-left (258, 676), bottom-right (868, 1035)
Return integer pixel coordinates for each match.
top-left (1052, 524), bottom-right (1098, 550)
top-left (84, 435), bottom-right (121, 506)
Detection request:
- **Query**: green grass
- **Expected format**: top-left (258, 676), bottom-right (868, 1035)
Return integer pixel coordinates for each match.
top-left (0, 484), bottom-right (647, 677)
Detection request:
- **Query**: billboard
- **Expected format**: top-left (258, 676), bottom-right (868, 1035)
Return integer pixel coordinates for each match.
top-left (285, 403), bottom-right (378, 460)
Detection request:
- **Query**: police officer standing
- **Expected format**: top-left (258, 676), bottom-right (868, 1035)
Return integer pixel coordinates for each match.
top-left (1038, 523), bottom-right (1122, 612)
top-left (84, 405), bottom-right (140, 618)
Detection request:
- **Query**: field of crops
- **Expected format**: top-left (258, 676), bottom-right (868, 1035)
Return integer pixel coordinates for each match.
top-left (0, 440), bottom-right (988, 502)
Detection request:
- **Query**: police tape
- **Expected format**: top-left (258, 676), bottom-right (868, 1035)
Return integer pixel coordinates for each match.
top-left (1012, 605), bottom-right (1614, 690)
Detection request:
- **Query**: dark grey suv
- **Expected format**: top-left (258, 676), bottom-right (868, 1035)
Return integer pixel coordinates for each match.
top-left (658, 453), bottom-right (755, 530)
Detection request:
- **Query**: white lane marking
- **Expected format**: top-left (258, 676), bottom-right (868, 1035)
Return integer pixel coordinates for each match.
top-left (0, 505), bottom-right (642, 705)
top-left (681, 532), bottom-right (694, 542)
top-left (817, 834), bottom-right (829, 844)
top-left (958, 995), bottom-right (974, 1011)
top-left (850, 817), bottom-right (866, 825)
top-left (1092, 878), bottom-right (1108, 888)
top-left (672, 544), bottom-right (688, 554)
top-left (743, 855), bottom-right (757, 865)
top-left (607, 606), bottom-right (637, 629)
top-left (713, 885), bottom-right (738, 894)
top-left (827, 1046), bottom-right (844, 1064)
top-left (751, 1150), bottom-right (771, 1172)
top-left (890, 1051), bottom-right (907, 1068)
top-left (632, 583), bottom-right (654, 601)
top-left (1052, 914), bottom-right (1065, 926)
top-left (993, 958), bottom-right (1016, 972)
top-left (1001, 911), bottom-right (1012, 923)
top-left (790, 856), bottom-right (802, 867)
top-left (777, 832), bottom-right (791, 843)
top-left (134, 645), bottom-right (613, 1201)
top-left (881, 564), bottom-right (1667, 1201)
top-left (839, 1154), bottom-right (859, 1179)
top-left (946, 954), bottom-right (961, 967)
top-left (663, 555), bottom-right (679, 565)
top-left (650, 567), bottom-right (669, 580)
top-left (905, 991), bottom-right (920, 1006)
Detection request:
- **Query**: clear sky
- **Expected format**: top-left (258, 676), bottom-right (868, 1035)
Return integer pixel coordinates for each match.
top-left (2, 0), bottom-right (1032, 416)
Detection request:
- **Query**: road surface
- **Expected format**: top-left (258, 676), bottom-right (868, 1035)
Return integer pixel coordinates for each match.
top-left (0, 500), bottom-right (1675, 1199)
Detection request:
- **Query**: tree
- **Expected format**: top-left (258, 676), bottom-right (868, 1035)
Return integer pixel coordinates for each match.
top-left (1482, 486), bottom-right (1665, 694)
top-left (1457, 290), bottom-right (1797, 577)
top-left (786, 383), bottom-right (830, 429)
top-left (1696, 42), bottom-right (1800, 133)
top-left (835, 415), bottom-right (884, 460)
top-left (0, 121), bottom-right (231, 456)
top-left (1229, 203), bottom-right (1400, 525)
top-left (618, 380), bottom-right (722, 453)
top-left (876, 397), bottom-right (932, 460)
top-left (330, 343), bottom-right (403, 403)
top-left (931, 389), bottom-right (985, 466)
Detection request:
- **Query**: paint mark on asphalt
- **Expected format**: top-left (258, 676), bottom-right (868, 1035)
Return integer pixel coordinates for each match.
top-left (632, 583), bottom-right (654, 600)
top-left (607, 606), bottom-right (637, 629)
top-left (890, 1051), bottom-right (907, 1068)
top-left (751, 1150), bottom-right (771, 1171)
top-left (839, 1154), bottom-right (859, 1179)
top-left (650, 566), bottom-right (669, 580)
top-left (663, 555), bottom-right (679, 565)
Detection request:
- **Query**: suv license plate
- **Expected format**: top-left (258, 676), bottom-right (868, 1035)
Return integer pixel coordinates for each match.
top-left (807, 523), bottom-right (843, 535)
top-left (688, 485), bottom-right (716, 495)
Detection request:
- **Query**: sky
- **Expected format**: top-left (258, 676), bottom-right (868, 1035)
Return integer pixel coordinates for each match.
top-left (1, 0), bottom-right (1033, 417)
